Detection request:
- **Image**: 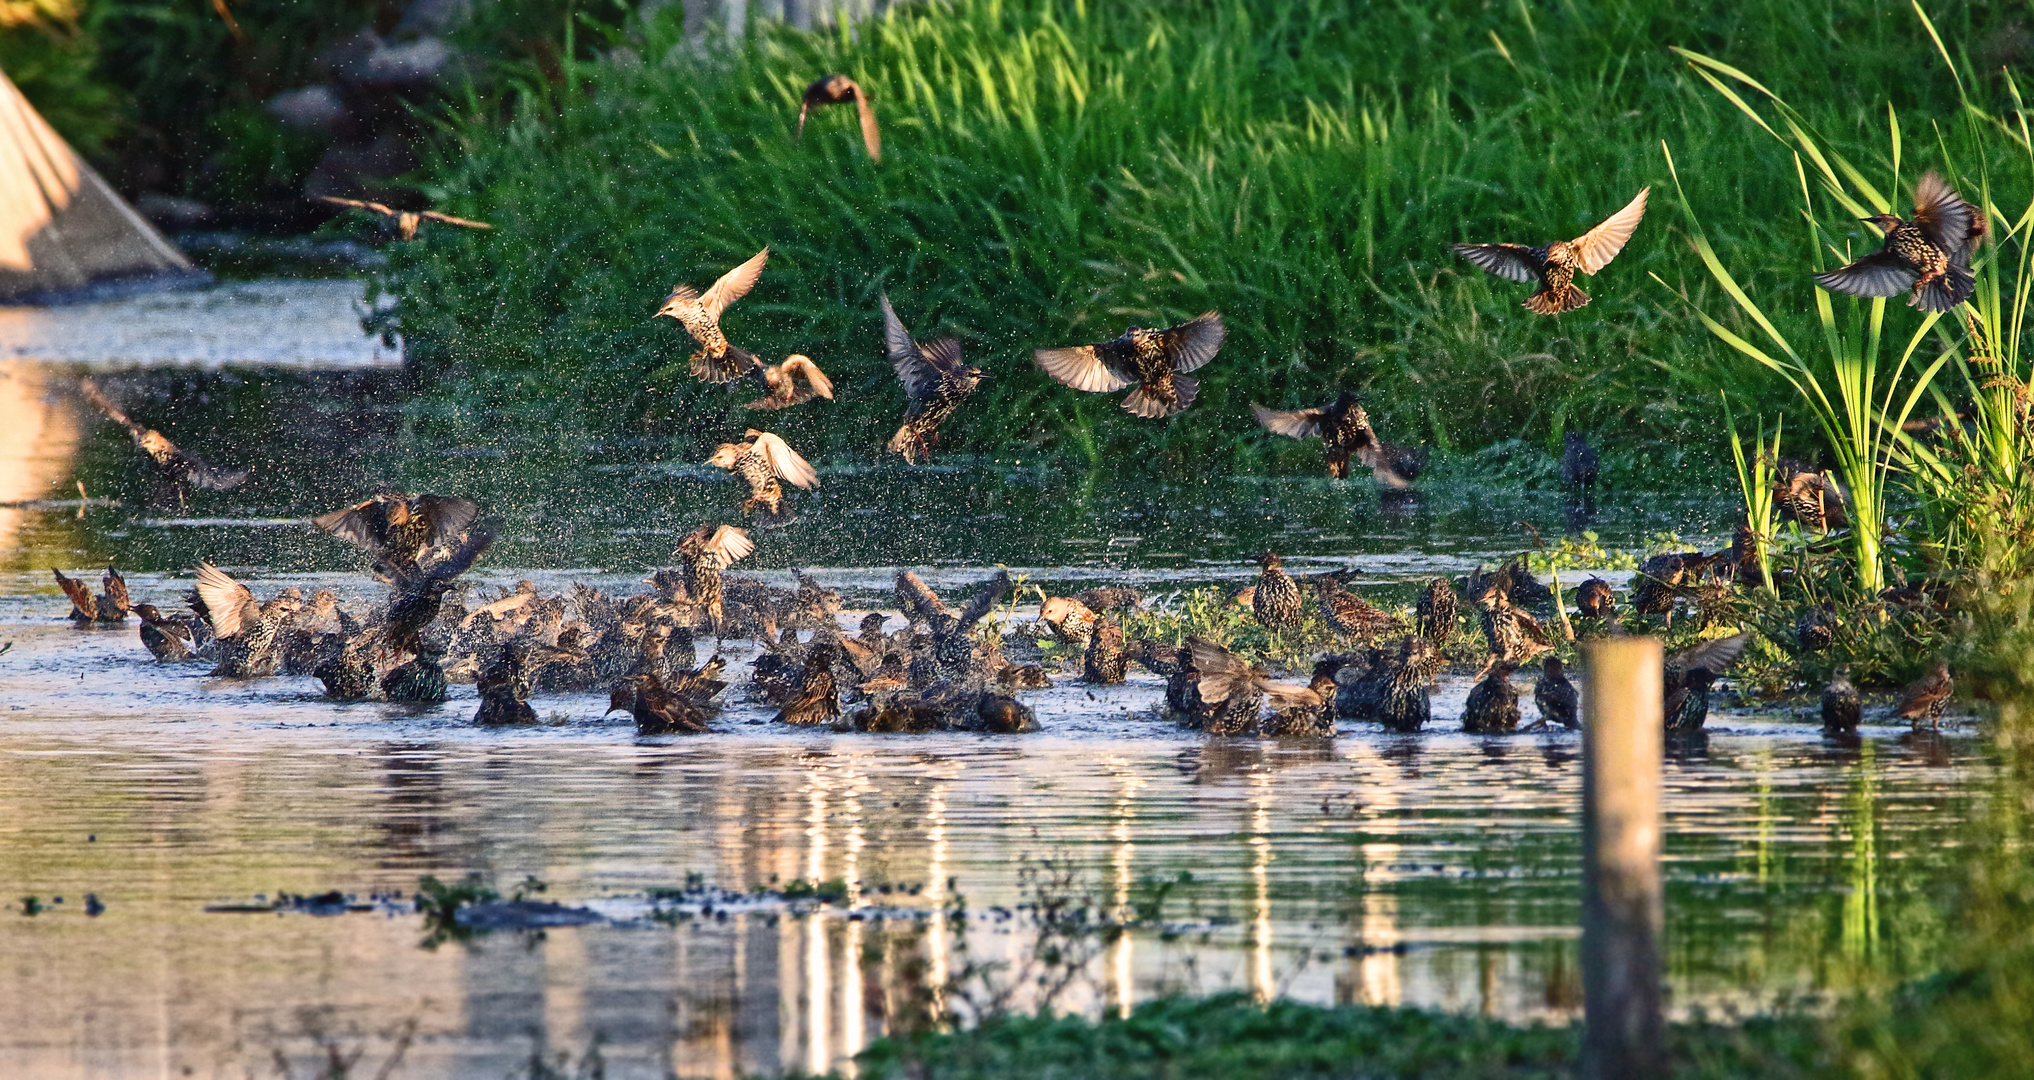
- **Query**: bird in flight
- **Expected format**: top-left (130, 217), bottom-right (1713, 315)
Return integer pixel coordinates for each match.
top-left (798, 74), bottom-right (881, 162)
top-left (1453, 187), bottom-right (1649, 314)
top-left (656, 247), bottom-right (771, 383)
top-left (742, 354), bottom-right (835, 411)
top-left (78, 378), bottom-right (248, 498)
top-left (318, 196), bottom-right (492, 241)
top-left (1814, 171), bottom-right (1986, 312)
top-left (883, 294), bottom-right (985, 463)
top-left (1034, 312), bottom-right (1226, 417)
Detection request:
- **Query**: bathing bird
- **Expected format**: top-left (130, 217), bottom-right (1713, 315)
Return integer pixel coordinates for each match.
top-left (1379, 634), bottom-right (1445, 733)
top-left (1575, 578), bottom-right (1616, 620)
top-left (1082, 614), bottom-right (1126, 685)
top-left (1471, 569), bottom-right (1553, 670)
top-left (1821, 666), bottom-right (1861, 735)
top-left (796, 74), bottom-right (881, 162)
top-left (1462, 661), bottom-right (1522, 734)
top-left (1630, 551), bottom-right (1721, 625)
top-left (135, 603), bottom-right (203, 661)
top-left (705, 430), bottom-right (820, 527)
top-left (1814, 172), bottom-right (1985, 312)
top-left (195, 565), bottom-right (303, 678)
top-left (1662, 632), bottom-right (1751, 733)
top-left (317, 196), bottom-right (492, 240)
top-left (656, 247), bottom-right (770, 383)
top-left (772, 641), bottom-right (841, 726)
top-left (882, 294), bottom-right (985, 463)
top-left (673, 524), bottom-right (754, 635)
top-left (79, 378), bottom-right (248, 496)
top-left (1453, 187), bottom-right (1649, 314)
top-left (1251, 551), bottom-right (1305, 633)
top-left (313, 492), bottom-right (481, 585)
top-left (1035, 312), bottom-right (1226, 418)
top-left (1893, 659), bottom-right (1953, 729)
top-left (474, 642), bottom-right (539, 726)
top-left (741, 355), bottom-right (835, 411)
top-left (1415, 577), bottom-right (1458, 644)
top-left (1533, 656), bottom-right (1579, 730)
top-left (53, 565), bottom-right (129, 625)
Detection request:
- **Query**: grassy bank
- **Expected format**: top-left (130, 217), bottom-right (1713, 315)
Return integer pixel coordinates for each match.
top-left (381, 0), bottom-right (2022, 470)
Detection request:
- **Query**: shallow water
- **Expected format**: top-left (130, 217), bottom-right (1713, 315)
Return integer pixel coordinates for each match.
top-left (0, 359), bottom-right (1988, 1078)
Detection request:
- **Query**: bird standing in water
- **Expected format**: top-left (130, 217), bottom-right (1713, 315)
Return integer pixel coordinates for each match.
top-left (1533, 656), bottom-right (1579, 730)
top-left (674, 525), bottom-right (754, 636)
top-left (53, 566), bottom-right (129, 625)
top-left (882, 294), bottom-right (985, 463)
top-left (797, 74), bottom-right (881, 162)
top-left (1814, 172), bottom-right (1985, 312)
top-left (706, 430), bottom-right (820, 527)
top-left (1453, 187), bottom-right (1649, 314)
top-left (1035, 312), bottom-right (1226, 418)
top-left (773, 641), bottom-right (841, 726)
top-left (1894, 659), bottom-right (1953, 730)
top-left (195, 565), bottom-right (303, 678)
top-left (474, 643), bottom-right (539, 726)
top-left (1662, 633), bottom-right (1751, 733)
top-left (1251, 552), bottom-right (1304, 633)
top-left (78, 379), bottom-right (249, 498)
top-left (1821, 666), bottom-right (1861, 735)
top-left (317, 196), bottom-right (492, 240)
top-left (656, 247), bottom-right (771, 382)
top-left (1462, 661), bottom-right (1522, 734)
top-left (741, 355), bottom-right (835, 411)
top-left (135, 603), bottom-right (202, 661)
top-left (313, 493), bottom-right (481, 584)
top-left (1576, 578), bottom-right (1616, 620)
top-left (1415, 577), bottom-right (1458, 644)
top-left (1251, 391), bottom-right (1378, 479)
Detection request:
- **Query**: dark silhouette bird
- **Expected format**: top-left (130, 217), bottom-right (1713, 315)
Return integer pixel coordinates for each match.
top-left (1821, 666), bottom-right (1861, 735)
top-left (1662, 633), bottom-right (1751, 733)
top-left (196, 564), bottom-right (303, 678)
top-left (674, 525), bottom-right (754, 635)
top-left (1126, 638), bottom-right (1189, 677)
top-left (1251, 391), bottom-right (1379, 479)
top-left (923, 569), bottom-right (1012, 685)
top-left (1362, 442), bottom-right (1428, 490)
top-left (1453, 187), bottom-right (1649, 314)
top-left (882, 294), bottom-right (984, 463)
top-left (1251, 551), bottom-right (1305, 633)
top-left (706, 430), bottom-right (820, 527)
top-left (384, 529), bottom-right (495, 657)
top-left (1576, 578), bottom-right (1616, 620)
top-left (741, 355), bottom-right (835, 411)
top-left (474, 643), bottom-right (538, 726)
top-left (135, 603), bottom-right (200, 661)
top-left (53, 565), bottom-right (129, 624)
top-left (1893, 659), bottom-right (1953, 729)
top-left (1312, 575), bottom-right (1404, 643)
top-left (1771, 461), bottom-right (1848, 532)
top-left (656, 247), bottom-right (770, 382)
top-left (313, 610), bottom-right (384, 702)
top-left (1560, 432), bottom-right (1599, 489)
top-left (1814, 172), bottom-right (1985, 312)
top-left (1795, 602), bottom-right (1836, 653)
top-left (1415, 577), bottom-right (1458, 644)
top-left (314, 492), bottom-right (481, 585)
top-left (609, 670), bottom-right (712, 736)
top-left (773, 641), bottom-right (841, 726)
top-left (1035, 312), bottom-right (1226, 418)
top-left (78, 379), bottom-right (249, 496)
top-left (796, 74), bottom-right (881, 162)
top-left (1462, 661), bottom-right (1522, 734)
top-left (1630, 551), bottom-right (1721, 626)
top-left (318, 196), bottom-right (492, 240)
top-left (1534, 656), bottom-right (1579, 730)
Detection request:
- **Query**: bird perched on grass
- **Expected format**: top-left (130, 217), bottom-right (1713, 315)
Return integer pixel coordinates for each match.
top-left (1771, 461), bottom-right (1848, 533)
top-left (742, 355), bottom-right (835, 411)
top-left (1035, 312), bottom-right (1226, 418)
top-left (79, 378), bottom-right (249, 497)
top-left (317, 196), bottom-right (492, 240)
top-left (195, 565), bottom-right (303, 678)
top-left (474, 643), bottom-right (538, 726)
top-left (1560, 432), bottom-right (1599, 489)
top-left (1894, 659), bottom-right (1953, 730)
top-left (1814, 172), bottom-right (1985, 312)
top-left (1630, 551), bottom-right (1721, 626)
top-left (773, 641), bottom-right (841, 726)
top-left (882, 294), bottom-right (985, 463)
top-left (656, 247), bottom-right (770, 382)
top-left (53, 566), bottom-right (129, 625)
top-left (796, 74), bottom-right (881, 162)
top-left (1453, 187), bottom-right (1649, 314)
top-left (1312, 575), bottom-right (1404, 643)
top-left (1251, 551), bottom-right (1304, 633)
top-left (1821, 666), bottom-right (1860, 735)
top-left (313, 493), bottom-right (481, 584)
top-left (1662, 632), bottom-right (1751, 733)
top-left (1462, 661), bottom-right (1522, 734)
top-left (706, 430), bottom-right (820, 527)
top-left (1575, 578), bottom-right (1616, 620)
top-left (1251, 391), bottom-right (1378, 479)
top-left (674, 525), bottom-right (754, 635)
top-left (1415, 577), bottom-right (1458, 644)
top-left (1534, 656), bottom-right (1579, 730)
top-left (1795, 603), bottom-right (1836, 653)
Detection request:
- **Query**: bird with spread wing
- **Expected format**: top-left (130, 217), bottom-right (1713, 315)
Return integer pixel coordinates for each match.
top-left (1453, 187), bottom-right (1649, 314)
top-left (318, 196), bottom-right (492, 241)
top-left (1035, 312), bottom-right (1226, 418)
top-left (883, 294), bottom-right (985, 463)
top-left (655, 247), bottom-right (771, 382)
top-left (1814, 172), bottom-right (1985, 313)
top-left (797, 74), bottom-right (881, 162)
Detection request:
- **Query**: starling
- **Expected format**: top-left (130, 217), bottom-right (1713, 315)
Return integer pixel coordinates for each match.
top-left (1378, 634), bottom-right (1444, 733)
top-left (53, 565), bottom-right (129, 625)
top-left (1415, 577), bottom-right (1458, 644)
top-left (1073, 586), bottom-right (1144, 612)
top-left (318, 196), bottom-right (491, 241)
top-left (655, 247), bottom-right (771, 382)
top-left (706, 430), bottom-right (820, 527)
top-left (926, 569), bottom-right (1012, 684)
top-left (796, 74), bottom-right (881, 162)
top-left (313, 610), bottom-right (383, 702)
top-left (474, 643), bottom-right (539, 726)
top-left (1722, 523), bottom-right (1770, 592)
top-left (1630, 551), bottom-right (1720, 625)
top-left (773, 641), bottom-right (841, 726)
top-left (1771, 461), bottom-right (1848, 532)
top-left (1251, 551), bottom-right (1305, 633)
top-left (1662, 633), bottom-right (1751, 733)
top-left (313, 493), bottom-right (481, 585)
top-left (1893, 659), bottom-right (1953, 729)
top-left (1462, 662), bottom-right (1522, 734)
top-left (1259, 659), bottom-right (1347, 738)
top-left (385, 528), bottom-right (495, 657)
top-left (1185, 638), bottom-right (1278, 736)
top-left (1502, 559), bottom-right (1556, 613)
top-left (79, 379), bottom-right (248, 495)
top-left (1471, 571), bottom-right (1553, 669)
top-left (972, 693), bottom-right (1041, 734)
top-left (1311, 575), bottom-right (1405, 642)
top-left (673, 525), bottom-right (754, 635)
top-left (1453, 187), bottom-right (1649, 315)
top-left (1035, 312), bottom-right (1226, 418)
top-left (1821, 666), bottom-right (1861, 735)
top-left (882, 294), bottom-right (985, 463)
top-left (1576, 578), bottom-right (1616, 620)
top-left (135, 603), bottom-right (198, 661)
top-left (1082, 614), bottom-right (1127, 685)
top-left (609, 671), bottom-right (712, 736)
top-left (1126, 638), bottom-right (1190, 677)
top-left (195, 565), bottom-right (304, 678)
top-left (741, 355), bottom-right (836, 411)
top-left (1814, 172), bottom-right (1985, 312)
top-left (1361, 442), bottom-right (1428, 490)
top-left (1533, 656), bottom-right (1579, 730)
top-left (1251, 391), bottom-right (1379, 480)
top-left (1334, 646), bottom-right (1391, 720)
top-left (1796, 602), bottom-right (1836, 653)
top-left (1560, 432), bottom-right (1599, 489)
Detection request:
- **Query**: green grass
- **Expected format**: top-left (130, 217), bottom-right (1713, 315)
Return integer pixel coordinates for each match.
top-left (381, 0), bottom-right (2024, 471)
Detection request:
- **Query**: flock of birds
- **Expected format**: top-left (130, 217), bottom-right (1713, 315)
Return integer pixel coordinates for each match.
top-left (45, 77), bottom-right (1986, 738)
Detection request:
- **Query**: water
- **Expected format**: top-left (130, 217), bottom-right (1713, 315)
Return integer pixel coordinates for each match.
top-left (0, 330), bottom-right (1990, 1078)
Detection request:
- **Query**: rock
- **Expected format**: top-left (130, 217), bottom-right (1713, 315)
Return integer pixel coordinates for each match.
top-left (362, 37), bottom-right (453, 86)
top-left (266, 85), bottom-right (350, 134)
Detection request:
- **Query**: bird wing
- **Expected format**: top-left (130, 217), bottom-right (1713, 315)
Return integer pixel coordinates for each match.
top-left (1668, 632), bottom-right (1750, 678)
top-left (784, 355), bottom-right (834, 399)
top-left (423, 527), bottom-right (497, 584)
top-left (749, 432), bottom-right (820, 489)
top-left (1034, 343), bottom-right (1135, 393)
top-left (704, 525), bottom-right (754, 564)
top-left (418, 210), bottom-right (493, 230)
top-left (1453, 243), bottom-right (1542, 283)
top-left (319, 196), bottom-right (397, 217)
top-left (1264, 682), bottom-right (1323, 710)
top-left (1187, 638), bottom-right (1260, 704)
top-left (311, 499), bottom-right (393, 552)
top-left (78, 378), bottom-right (146, 439)
top-left (854, 89), bottom-right (882, 162)
top-left (882, 295), bottom-right (941, 397)
top-left (894, 570), bottom-right (953, 621)
top-left (185, 454), bottom-right (251, 491)
top-left (1909, 171), bottom-right (1977, 254)
top-left (701, 247), bottom-right (770, 322)
top-left (1159, 312), bottom-right (1227, 373)
top-left (52, 569), bottom-right (93, 616)
top-left (1251, 404), bottom-right (1326, 439)
top-left (412, 495), bottom-right (481, 548)
top-left (102, 567), bottom-right (129, 611)
top-left (955, 569), bottom-right (1012, 634)
top-left (195, 563), bottom-right (258, 639)
top-left (1570, 187), bottom-right (1649, 274)
top-left (1814, 253), bottom-right (1917, 299)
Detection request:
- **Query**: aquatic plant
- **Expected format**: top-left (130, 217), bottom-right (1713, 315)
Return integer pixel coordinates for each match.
top-left (1723, 397), bottom-right (1782, 598)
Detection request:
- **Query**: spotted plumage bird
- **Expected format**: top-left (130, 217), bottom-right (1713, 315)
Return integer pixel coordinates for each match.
top-left (474, 642), bottom-right (538, 726)
top-left (1821, 666), bottom-right (1860, 735)
top-left (1471, 572), bottom-right (1553, 670)
top-left (53, 565), bottom-right (129, 625)
top-left (882, 294), bottom-right (985, 463)
top-left (1462, 661), bottom-right (1522, 734)
top-left (1662, 633), bottom-right (1751, 733)
top-left (78, 379), bottom-right (249, 496)
top-left (796, 74), bottom-right (881, 162)
top-left (1082, 614), bottom-right (1127, 685)
top-left (1630, 551), bottom-right (1721, 625)
top-left (1251, 551), bottom-right (1305, 633)
top-left (674, 525), bottom-right (754, 635)
top-left (1035, 312), bottom-right (1226, 418)
top-left (1893, 659), bottom-right (1953, 730)
top-left (1576, 578), bottom-right (1616, 620)
top-left (314, 492), bottom-right (481, 585)
top-left (706, 430), bottom-right (820, 527)
top-left (1796, 603), bottom-right (1836, 653)
top-left (1453, 187), bottom-right (1649, 314)
top-left (1771, 461), bottom-right (1848, 532)
top-left (1311, 575), bottom-right (1404, 643)
top-left (1185, 639), bottom-right (1268, 736)
top-left (1251, 391), bottom-right (1379, 479)
top-left (773, 641), bottom-right (841, 726)
top-left (195, 565), bottom-right (304, 678)
top-left (1415, 577), bottom-right (1458, 644)
top-left (1038, 595), bottom-right (1099, 660)
top-left (609, 670), bottom-right (712, 736)
top-left (742, 355), bottom-right (835, 411)
top-left (1379, 634), bottom-right (1444, 733)
top-left (1814, 172), bottom-right (1985, 312)
top-left (655, 247), bottom-right (770, 382)
top-left (1534, 656), bottom-right (1579, 730)
top-left (317, 196), bottom-right (492, 240)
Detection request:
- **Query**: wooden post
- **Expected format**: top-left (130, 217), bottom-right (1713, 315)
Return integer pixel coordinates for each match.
top-left (1580, 636), bottom-right (1667, 1080)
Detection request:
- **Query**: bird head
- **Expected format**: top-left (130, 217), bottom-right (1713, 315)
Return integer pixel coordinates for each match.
top-left (1255, 551), bottom-right (1281, 569)
top-left (606, 679), bottom-right (638, 715)
top-left (652, 290), bottom-right (691, 320)
top-left (705, 443), bottom-right (745, 469)
top-left (1861, 213), bottom-right (1903, 232)
top-left (1332, 390), bottom-right (1364, 410)
top-left (135, 603), bottom-right (163, 622)
top-left (1543, 656), bottom-right (1564, 678)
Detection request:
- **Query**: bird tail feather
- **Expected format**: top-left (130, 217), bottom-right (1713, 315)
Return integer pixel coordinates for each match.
top-left (1526, 284), bottom-right (1590, 315)
top-left (887, 425), bottom-right (920, 464)
top-left (1914, 266), bottom-right (1975, 313)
